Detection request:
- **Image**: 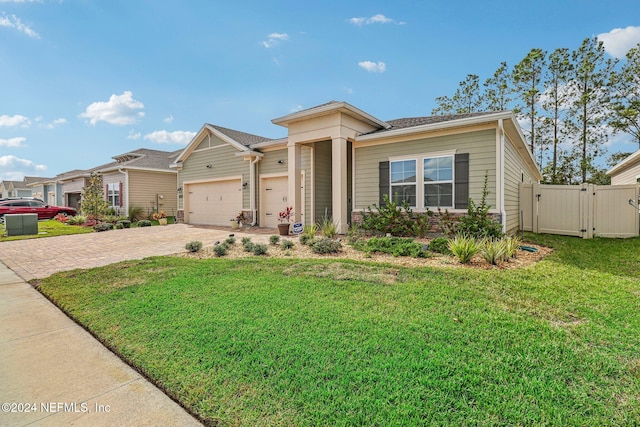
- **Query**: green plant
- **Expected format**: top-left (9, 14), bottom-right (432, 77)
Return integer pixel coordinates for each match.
top-left (479, 238), bottom-right (508, 265)
top-left (105, 207), bottom-right (117, 216)
top-left (437, 207), bottom-right (458, 237)
top-left (243, 242), bottom-right (255, 252)
top-left (269, 235), bottom-right (281, 245)
top-left (504, 235), bottom-right (522, 259)
top-left (428, 236), bottom-right (451, 254)
top-left (299, 234), bottom-right (312, 245)
top-left (128, 206), bottom-right (144, 222)
top-left (317, 215), bottom-right (337, 238)
top-left (252, 243), bottom-right (268, 256)
top-left (137, 220), bottom-right (152, 227)
top-left (213, 243), bottom-right (228, 257)
top-left (281, 239), bottom-right (295, 250)
top-left (353, 236), bottom-right (427, 258)
top-left (185, 241), bottom-right (203, 252)
top-left (311, 237), bottom-right (342, 254)
top-left (93, 222), bottom-right (114, 232)
top-left (360, 194), bottom-right (433, 237)
top-left (302, 223), bottom-right (318, 238)
top-left (116, 220), bottom-right (131, 229)
top-left (448, 234), bottom-right (479, 264)
top-left (225, 237), bottom-right (236, 245)
top-left (455, 174), bottom-right (503, 239)
top-left (115, 222), bottom-right (124, 229)
top-left (241, 237), bottom-right (252, 245)
top-left (81, 173), bottom-right (108, 217)
top-left (67, 215), bottom-right (88, 226)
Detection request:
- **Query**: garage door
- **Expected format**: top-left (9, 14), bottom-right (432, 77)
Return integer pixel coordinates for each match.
top-left (260, 175), bottom-right (304, 228)
top-left (186, 179), bottom-right (242, 226)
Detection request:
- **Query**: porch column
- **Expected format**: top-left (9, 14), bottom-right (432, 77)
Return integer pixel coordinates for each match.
top-left (332, 137), bottom-right (348, 234)
top-left (288, 142), bottom-right (302, 224)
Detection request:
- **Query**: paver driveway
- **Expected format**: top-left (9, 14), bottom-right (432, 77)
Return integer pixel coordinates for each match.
top-left (0, 223), bottom-right (262, 281)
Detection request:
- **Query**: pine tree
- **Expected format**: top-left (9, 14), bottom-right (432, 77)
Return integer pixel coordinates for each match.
top-left (609, 43), bottom-right (640, 149)
top-left (484, 62), bottom-right (512, 111)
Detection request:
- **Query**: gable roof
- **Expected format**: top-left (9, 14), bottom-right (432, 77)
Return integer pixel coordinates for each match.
top-left (606, 149), bottom-right (640, 176)
top-left (98, 148), bottom-right (180, 173)
top-left (272, 100), bottom-right (390, 129)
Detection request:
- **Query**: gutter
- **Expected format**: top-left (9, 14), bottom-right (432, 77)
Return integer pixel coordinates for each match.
top-left (118, 168), bottom-right (129, 215)
top-left (498, 119), bottom-right (507, 234)
top-left (249, 156), bottom-right (261, 226)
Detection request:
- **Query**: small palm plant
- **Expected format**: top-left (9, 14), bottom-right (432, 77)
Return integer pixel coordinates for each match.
top-left (448, 234), bottom-right (479, 264)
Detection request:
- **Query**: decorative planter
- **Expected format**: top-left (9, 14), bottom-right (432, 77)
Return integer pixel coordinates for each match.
top-left (158, 218), bottom-right (168, 225)
top-left (230, 220), bottom-right (240, 230)
top-left (277, 223), bottom-right (290, 236)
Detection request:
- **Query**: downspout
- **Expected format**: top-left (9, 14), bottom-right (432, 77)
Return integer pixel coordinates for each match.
top-left (250, 156), bottom-right (261, 226)
top-left (498, 119), bottom-right (507, 234)
top-left (118, 169), bottom-right (129, 216)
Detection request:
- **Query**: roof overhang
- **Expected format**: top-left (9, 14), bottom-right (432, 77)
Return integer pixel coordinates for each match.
top-left (173, 123), bottom-right (250, 165)
top-left (249, 138), bottom-right (288, 150)
top-left (271, 101), bottom-right (391, 130)
top-left (606, 149), bottom-right (640, 176)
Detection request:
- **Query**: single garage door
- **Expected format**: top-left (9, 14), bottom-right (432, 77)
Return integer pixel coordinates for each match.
top-left (186, 179), bottom-right (242, 226)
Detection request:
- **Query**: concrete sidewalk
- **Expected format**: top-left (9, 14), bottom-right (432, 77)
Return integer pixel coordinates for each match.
top-left (0, 261), bottom-right (202, 426)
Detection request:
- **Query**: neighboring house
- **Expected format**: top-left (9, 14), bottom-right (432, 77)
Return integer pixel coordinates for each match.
top-left (0, 177), bottom-right (42, 198)
top-left (607, 149), bottom-right (640, 185)
top-left (173, 101), bottom-right (541, 234)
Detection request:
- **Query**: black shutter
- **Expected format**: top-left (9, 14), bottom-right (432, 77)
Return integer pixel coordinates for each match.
top-left (379, 161), bottom-right (390, 206)
top-left (454, 153), bottom-right (469, 209)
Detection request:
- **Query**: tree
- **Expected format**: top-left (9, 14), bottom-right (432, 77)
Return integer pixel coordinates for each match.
top-left (484, 62), bottom-right (512, 111)
top-left (452, 74), bottom-right (484, 113)
top-left (81, 173), bottom-right (108, 217)
top-left (431, 95), bottom-right (455, 115)
top-left (568, 37), bottom-right (616, 183)
top-left (540, 48), bottom-right (573, 183)
top-left (609, 43), bottom-right (640, 149)
top-left (606, 151), bottom-right (633, 168)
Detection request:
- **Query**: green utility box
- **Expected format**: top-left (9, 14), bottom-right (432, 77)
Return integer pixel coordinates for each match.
top-left (5, 214), bottom-right (38, 236)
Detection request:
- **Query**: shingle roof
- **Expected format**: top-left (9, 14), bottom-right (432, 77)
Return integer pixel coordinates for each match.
top-left (107, 148), bottom-right (181, 171)
top-left (363, 111), bottom-right (503, 136)
top-left (208, 124), bottom-right (274, 147)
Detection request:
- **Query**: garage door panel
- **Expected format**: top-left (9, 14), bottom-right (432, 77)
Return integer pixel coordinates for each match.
top-left (186, 180), bottom-right (242, 226)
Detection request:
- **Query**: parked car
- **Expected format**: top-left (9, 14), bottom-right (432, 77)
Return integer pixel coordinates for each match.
top-left (0, 198), bottom-right (76, 224)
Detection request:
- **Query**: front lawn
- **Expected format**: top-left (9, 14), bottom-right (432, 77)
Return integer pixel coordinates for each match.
top-left (0, 219), bottom-right (94, 241)
top-left (35, 235), bottom-right (640, 426)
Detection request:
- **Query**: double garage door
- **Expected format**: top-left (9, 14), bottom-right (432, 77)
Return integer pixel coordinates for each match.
top-left (185, 179), bottom-right (242, 226)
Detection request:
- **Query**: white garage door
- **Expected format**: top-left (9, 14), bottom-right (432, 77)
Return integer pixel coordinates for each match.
top-left (186, 179), bottom-right (242, 226)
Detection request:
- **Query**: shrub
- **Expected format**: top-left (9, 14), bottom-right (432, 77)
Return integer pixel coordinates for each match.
top-left (455, 174), bottom-right (503, 240)
top-left (115, 222), bottom-right (124, 229)
top-left (355, 236), bottom-right (426, 258)
top-left (504, 235), bottom-right (522, 259)
top-left (360, 194), bottom-right (433, 237)
top-left (241, 237), bottom-right (252, 245)
top-left (93, 222), bottom-right (114, 232)
top-left (318, 215), bottom-right (337, 238)
top-left (128, 206), bottom-right (144, 222)
top-left (311, 238), bottom-right (342, 254)
top-left (281, 239), bottom-right (295, 250)
top-left (54, 213), bottom-right (69, 223)
top-left (428, 237), bottom-right (451, 254)
top-left (299, 234), bottom-right (312, 245)
top-left (243, 242), bottom-right (255, 252)
top-left (213, 243), bottom-right (228, 257)
top-left (269, 235), bottom-right (281, 245)
top-left (479, 239), bottom-right (507, 265)
top-left (185, 241), bottom-right (203, 253)
top-left (448, 235), bottom-right (479, 264)
top-left (137, 220), bottom-right (152, 227)
top-left (252, 243), bottom-right (268, 256)
top-left (225, 237), bottom-right (236, 245)
top-left (302, 223), bottom-right (318, 238)
top-left (67, 215), bottom-right (87, 226)
top-left (116, 220), bottom-right (131, 229)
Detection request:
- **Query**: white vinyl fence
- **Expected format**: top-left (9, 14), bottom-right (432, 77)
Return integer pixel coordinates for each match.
top-left (520, 183), bottom-right (640, 239)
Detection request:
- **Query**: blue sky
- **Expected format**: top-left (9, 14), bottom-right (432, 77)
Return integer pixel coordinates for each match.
top-left (1, 0), bottom-right (640, 181)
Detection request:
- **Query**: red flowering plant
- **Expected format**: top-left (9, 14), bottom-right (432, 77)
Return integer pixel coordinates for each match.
top-left (54, 213), bottom-right (69, 223)
top-left (278, 206), bottom-right (293, 223)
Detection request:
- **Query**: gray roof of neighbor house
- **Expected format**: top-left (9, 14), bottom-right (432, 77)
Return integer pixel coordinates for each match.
top-left (207, 124), bottom-right (274, 147)
top-left (102, 148), bottom-right (182, 171)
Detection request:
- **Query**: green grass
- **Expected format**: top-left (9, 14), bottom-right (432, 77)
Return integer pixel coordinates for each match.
top-left (35, 234), bottom-right (640, 426)
top-left (0, 219), bottom-right (94, 241)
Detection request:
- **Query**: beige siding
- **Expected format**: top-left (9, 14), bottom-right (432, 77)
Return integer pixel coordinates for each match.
top-left (354, 129), bottom-right (497, 210)
top-left (503, 135), bottom-right (537, 234)
top-left (128, 170), bottom-right (178, 217)
top-left (178, 144), bottom-right (249, 209)
top-left (611, 162), bottom-right (640, 185)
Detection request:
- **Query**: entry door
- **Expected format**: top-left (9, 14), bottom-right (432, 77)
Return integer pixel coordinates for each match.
top-left (260, 175), bottom-right (304, 228)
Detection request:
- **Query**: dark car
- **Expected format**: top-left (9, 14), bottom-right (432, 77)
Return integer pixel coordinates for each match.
top-left (0, 198), bottom-right (77, 224)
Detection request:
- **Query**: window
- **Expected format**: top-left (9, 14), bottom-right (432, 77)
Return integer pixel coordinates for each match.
top-left (423, 156), bottom-right (453, 208)
top-left (107, 183), bottom-right (120, 207)
top-left (390, 159), bottom-right (416, 206)
top-left (389, 153), bottom-right (456, 210)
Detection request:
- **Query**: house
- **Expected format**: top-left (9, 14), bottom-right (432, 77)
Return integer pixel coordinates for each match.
top-left (27, 148), bottom-right (180, 218)
top-left (172, 101), bottom-right (542, 234)
top-left (606, 149), bottom-right (640, 185)
top-left (0, 177), bottom-right (43, 199)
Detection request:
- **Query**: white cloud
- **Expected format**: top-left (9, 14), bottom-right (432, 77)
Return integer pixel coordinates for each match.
top-left (0, 137), bottom-right (26, 147)
top-left (597, 26), bottom-right (640, 58)
top-left (0, 13), bottom-right (39, 38)
top-left (163, 114), bottom-right (174, 123)
top-left (127, 130), bottom-right (141, 140)
top-left (143, 130), bottom-right (195, 145)
top-left (262, 32), bottom-right (289, 48)
top-left (39, 118), bottom-right (67, 129)
top-left (0, 154), bottom-right (47, 171)
top-left (0, 114), bottom-right (30, 128)
top-left (348, 14), bottom-right (403, 26)
top-left (358, 61), bottom-right (386, 73)
top-left (290, 105), bottom-right (304, 113)
top-left (79, 91), bottom-right (145, 125)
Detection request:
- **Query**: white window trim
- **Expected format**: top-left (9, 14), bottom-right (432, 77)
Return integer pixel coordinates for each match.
top-left (389, 158), bottom-right (418, 208)
top-left (389, 150), bottom-right (457, 211)
top-left (107, 182), bottom-right (120, 207)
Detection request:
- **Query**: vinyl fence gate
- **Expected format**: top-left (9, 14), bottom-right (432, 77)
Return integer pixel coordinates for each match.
top-left (520, 183), bottom-right (640, 239)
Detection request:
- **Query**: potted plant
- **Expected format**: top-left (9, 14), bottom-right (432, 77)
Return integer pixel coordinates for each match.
top-left (230, 211), bottom-right (243, 229)
top-left (277, 206), bottom-right (293, 236)
top-left (152, 211), bottom-right (168, 225)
